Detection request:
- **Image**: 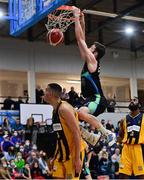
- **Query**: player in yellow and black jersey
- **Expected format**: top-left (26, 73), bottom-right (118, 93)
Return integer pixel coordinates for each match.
top-left (119, 97), bottom-right (144, 179)
top-left (44, 83), bottom-right (87, 179)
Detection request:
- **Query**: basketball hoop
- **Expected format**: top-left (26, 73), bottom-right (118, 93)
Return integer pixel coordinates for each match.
top-left (45, 5), bottom-right (76, 33)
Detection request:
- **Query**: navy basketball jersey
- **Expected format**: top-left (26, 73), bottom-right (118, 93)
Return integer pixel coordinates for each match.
top-left (81, 62), bottom-right (104, 98)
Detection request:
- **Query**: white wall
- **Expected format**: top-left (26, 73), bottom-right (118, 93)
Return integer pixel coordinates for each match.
top-left (0, 38), bottom-right (82, 73)
top-left (97, 112), bottom-right (128, 128)
top-left (0, 37), bottom-right (144, 79)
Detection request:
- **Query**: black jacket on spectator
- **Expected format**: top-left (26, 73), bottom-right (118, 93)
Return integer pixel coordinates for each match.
top-left (68, 90), bottom-right (79, 107)
top-left (98, 158), bottom-right (110, 176)
top-left (24, 126), bottom-right (34, 141)
top-left (107, 98), bottom-right (116, 112)
top-left (2, 97), bottom-right (14, 110)
top-left (36, 89), bottom-right (44, 104)
top-left (36, 125), bottom-right (57, 158)
top-left (13, 100), bottom-right (24, 110)
top-left (106, 122), bottom-right (114, 131)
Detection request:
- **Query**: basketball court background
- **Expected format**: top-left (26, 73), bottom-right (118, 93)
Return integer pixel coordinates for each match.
top-left (0, 1), bottom-right (144, 111)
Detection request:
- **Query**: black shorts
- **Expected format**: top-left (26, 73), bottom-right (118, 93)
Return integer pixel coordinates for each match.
top-left (84, 95), bottom-right (107, 117)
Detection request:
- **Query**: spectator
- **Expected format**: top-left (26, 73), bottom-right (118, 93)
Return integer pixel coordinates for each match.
top-left (14, 152), bottom-right (25, 173)
top-left (2, 118), bottom-right (11, 133)
top-left (77, 93), bottom-right (86, 108)
top-left (115, 120), bottom-right (121, 136)
top-left (68, 86), bottom-right (79, 107)
top-left (8, 159), bottom-right (22, 179)
top-left (101, 119), bottom-right (106, 128)
top-left (23, 90), bottom-right (29, 103)
top-left (111, 148), bottom-right (120, 163)
top-left (32, 144), bottom-right (38, 152)
top-left (3, 131), bottom-right (8, 136)
top-left (19, 144), bottom-right (26, 158)
top-left (31, 123), bottom-right (39, 145)
top-left (89, 151), bottom-right (99, 179)
top-left (4, 146), bottom-right (16, 161)
top-left (0, 146), bottom-right (4, 159)
top-left (61, 88), bottom-right (69, 101)
top-left (106, 120), bottom-right (114, 131)
top-left (36, 121), bottom-right (57, 158)
top-left (31, 161), bottom-right (45, 179)
top-left (98, 150), bottom-right (110, 177)
top-left (107, 94), bottom-right (116, 112)
top-left (24, 117), bottom-right (34, 142)
top-left (39, 151), bottom-right (52, 178)
top-left (108, 158), bottom-right (119, 179)
top-left (22, 163), bottom-right (32, 179)
top-left (36, 85), bottom-right (44, 104)
top-left (98, 146), bottom-right (107, 160)
top-left (2, 96), bottom-right (14, 110)
top-left (26, 151), bottom-right (39, 168)
top-left (24, 140), bottom-right (32, 156)
top-left (0, 126), bottom-right (4, 143)
top-left (11, 118), bottom-right (24, 135)
top-left (10, 131), bottom-right (22, 145)
top-left (1, 135), bottom-right (14, 152)
top-left (109, 145), bottom-right (116, 156)
top-left (13, 96), bottom-right (24, 110)
top-left (15, 142), bottom-right (22, 153)
top-left (0, 158), bottom-right (12, 179)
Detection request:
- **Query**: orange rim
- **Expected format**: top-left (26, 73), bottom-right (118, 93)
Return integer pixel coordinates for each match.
top-left (48, 13), bottom-right (76, 21)
top-left (57, 5), bottom-right (74, 11)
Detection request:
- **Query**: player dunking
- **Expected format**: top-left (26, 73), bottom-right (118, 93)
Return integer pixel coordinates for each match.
top-left (73, 7), bottom-right (115, 146)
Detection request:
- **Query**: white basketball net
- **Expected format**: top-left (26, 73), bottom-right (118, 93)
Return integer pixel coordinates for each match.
top-left (45, 8), bottom-right (75, 33)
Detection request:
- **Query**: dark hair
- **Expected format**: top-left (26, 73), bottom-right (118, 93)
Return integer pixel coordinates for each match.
top-left (94, 42), bottom-right (105, 60)
top-left (3, 118), bottom-right (9, 127)
top-left (48, 83), bottom-right (62, 97)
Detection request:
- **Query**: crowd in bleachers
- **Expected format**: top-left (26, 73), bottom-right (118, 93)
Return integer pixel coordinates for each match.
top-left (0, 85), bottom-right (128, 179)
top-left (82, 120), bottom-right (122, 179)
top-left (1, 86), bottom-right (117, 113)
top-left (0, 117), bottom-right (56, 179)
top-left (0, 114), bottom-right (123, 179)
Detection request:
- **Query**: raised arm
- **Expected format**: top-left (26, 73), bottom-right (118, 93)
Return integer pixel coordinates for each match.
top-left (79, 12), bottom-right (85, 41)
top-left (73, 7), bottom-right (85, 42)
top-left (73, 7), bottom-right (97, 73)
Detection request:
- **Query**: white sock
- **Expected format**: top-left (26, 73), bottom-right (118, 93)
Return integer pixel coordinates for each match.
top-left (80, 126), bottom-right (101, 146)
top-left (98, 124), bottom-right (109, 136)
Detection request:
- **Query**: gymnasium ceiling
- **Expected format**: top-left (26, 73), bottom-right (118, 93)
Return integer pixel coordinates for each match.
top-left (0, 0), bottom-right (144, 52)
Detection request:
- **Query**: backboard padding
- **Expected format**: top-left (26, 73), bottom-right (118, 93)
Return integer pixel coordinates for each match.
top-left (9, 0), bottom-right (70, 36)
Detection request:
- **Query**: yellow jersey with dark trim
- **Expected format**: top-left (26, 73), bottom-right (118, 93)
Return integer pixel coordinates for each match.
top-left (122, 113), bottom-right (144, 144)
top-left (52, 101), bottom-right (87, 162)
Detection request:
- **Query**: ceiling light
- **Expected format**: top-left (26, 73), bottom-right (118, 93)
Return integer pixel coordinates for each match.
top-left (125, 26), bottom-right (134, 35)
top-left (0, 11), bottom-right (4, 18)
top-left (66, 80), bottom-right (80, 84)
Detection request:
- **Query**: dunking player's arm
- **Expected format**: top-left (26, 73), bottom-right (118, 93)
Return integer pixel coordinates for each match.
top-left (79, 12), bottom-right (85, 40)
top-left (73, 7), bottom-right (97, 73)
top-left (59, 102), bottom-right (82, 174)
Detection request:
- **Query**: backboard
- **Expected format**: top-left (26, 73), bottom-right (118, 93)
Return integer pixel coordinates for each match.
top-left (9, 0), bottom-right (71, 36)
